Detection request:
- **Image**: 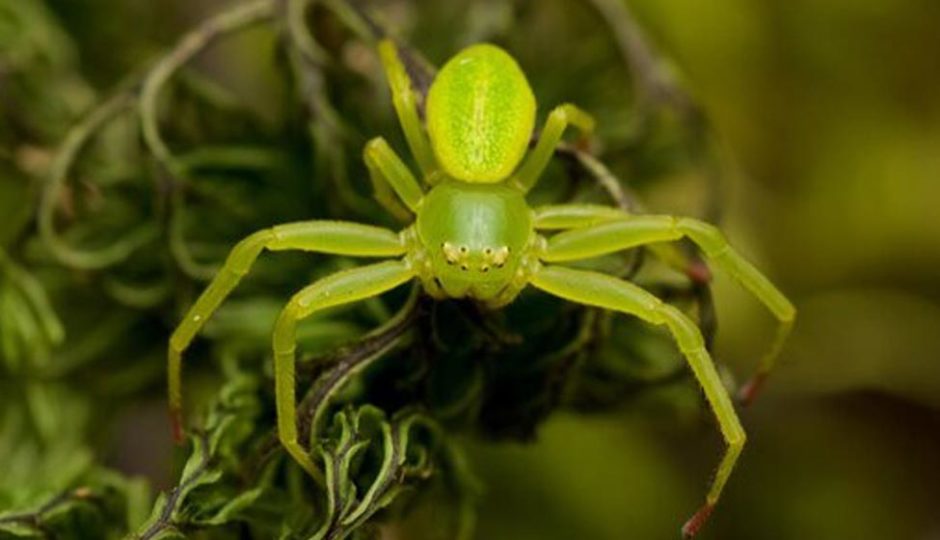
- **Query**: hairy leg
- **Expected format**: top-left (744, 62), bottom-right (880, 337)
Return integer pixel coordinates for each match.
top-left (530, 265), bottom-right (744, 537)
top-left (167, 221), bottom-right (405, 441)
top-left (363, 137), bottom-right (425, 222)
top-left (377, 39), bottom-right (437, 177)
top-left (513, 104), bottom-right (595, 193)
top-left (272, 260), bottom-right (414, 480)
top-left (542, 215), bottom-right (796, 403)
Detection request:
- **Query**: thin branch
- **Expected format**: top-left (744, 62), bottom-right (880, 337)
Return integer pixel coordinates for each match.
top-left (555, 142), bottom-right (638, 212)
top-left (586, 0), bottom-right (727, 223)
top-left (283, 0), bottom-right (330, 66)
top-left (586, 0), bottom-right (697, 117)
top-left (139, 0), bottom-right (276, 177)
top-left (245, 289), bottom-right (422, 476)
top-left (0, 487), bottom-right (101, 534)
top-left (38, 91), bottom-right (159, 270)
top-left (553, 144), bottom-right (718, 344)
top-left (297, 289), bottom-right (422, 446)
top-left (135, 431), bottom-right (213, 540)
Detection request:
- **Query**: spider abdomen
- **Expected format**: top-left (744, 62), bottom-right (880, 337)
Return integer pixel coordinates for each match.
top-left (425, 44), bottom-right (536, 184)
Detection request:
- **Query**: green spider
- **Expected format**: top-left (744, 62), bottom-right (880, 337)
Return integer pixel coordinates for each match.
top-left (167, 39), bottom-right (795, 537)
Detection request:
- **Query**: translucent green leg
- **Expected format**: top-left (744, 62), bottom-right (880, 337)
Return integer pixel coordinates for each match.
top-left (513, 104), bottom-right (596, 193)
top-left (533, 204), bottom-right (706, 282)
top-left (363, 137), bottom-right (425, 222)
top-left (532, 203), bottom-right (629, 230)
top-left (377, 39), bottom-right (437, 177)
top-left (542, 214), bottom-right (796, 403)
top-left (272, 260), bottom-right (414, 481)
top-left (530, 265), bottom-right (744, 537)
top-left (167, 221), bottom-right (405, 442)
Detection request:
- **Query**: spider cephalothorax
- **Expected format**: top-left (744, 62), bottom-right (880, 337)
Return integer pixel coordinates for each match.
top-left (167, 39), bottom-right (795, 538)
top-left (410, 179), bottom-right (536, 304)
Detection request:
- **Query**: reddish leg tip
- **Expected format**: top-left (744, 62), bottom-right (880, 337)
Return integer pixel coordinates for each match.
top-left (682, 503), bottom-right (714, 538)
top-left (738, 373), bottom-right (767, 407)
top-left (686, 260), bottom-right (713, 284)
top-left (170, 409), bottom-right (185, 445)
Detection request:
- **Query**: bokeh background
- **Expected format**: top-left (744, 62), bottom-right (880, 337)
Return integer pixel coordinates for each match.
top-left (469, 1), bottom-right (940, 538)
top-left (2, 0), bottom-right (939, 539)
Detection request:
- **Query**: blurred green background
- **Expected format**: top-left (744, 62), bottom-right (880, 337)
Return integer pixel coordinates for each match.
top-left (2, 0), bottom-right (939, 539)
top-left (471, 1), bottom-right (940, 539)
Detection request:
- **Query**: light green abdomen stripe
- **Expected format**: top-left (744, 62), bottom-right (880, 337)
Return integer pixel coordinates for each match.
top-left (426, 44), bottom-right (536, 183)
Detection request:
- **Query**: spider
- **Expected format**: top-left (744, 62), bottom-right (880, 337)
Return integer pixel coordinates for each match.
top-left (167, 39), bottom-right (795, 537)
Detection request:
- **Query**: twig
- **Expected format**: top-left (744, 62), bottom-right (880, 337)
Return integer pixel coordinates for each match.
top-left (553, 146), bottom-right (718, 345)
top-left (585, 0), bottom-right (697, 118)
top-left (297, 289), bottom-right (422, 446)
top-left (135, 431), bottom-right (213, 540)
top-left (246, 288), bottom-right (421, 475)
top-left (0, 487), bottom-right (101, 535)
top-left (276, 0), bottom-right (376, 217)
top-left (283, 0), bottom-right (330, 66)
top-left (138, 0), bottom-right (278, 280)
top-left (139, 0), bottom-right (277, 177)
top-left (555, 142), bottom-right (638, 212)
top-left (321, 0), bottom-right (386, 44)
top-left (39, 91), bottom-right (159, 270)
top-left (586, 0), bottom-right (726, 223)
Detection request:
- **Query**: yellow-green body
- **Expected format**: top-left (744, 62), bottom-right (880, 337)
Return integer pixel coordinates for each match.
top-left (414, 180), bottom-right (533, 301)
top-left (166, 39), bottom-right (796, 538)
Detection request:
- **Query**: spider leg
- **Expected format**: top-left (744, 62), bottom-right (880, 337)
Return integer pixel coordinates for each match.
top-left (167, 221), bottom-right (405, 442)
top-left (513, 104), bottom-right (595, 193)
top-left (533, 204), bottom-right (708, 283)
top-left (363, 137), bottom-right (425, 222)
top-left (530, 265), bottom-right (743, 537)
top-left (272, 260), bottom-right (414, 481)
top-left (542, 214), bottom-right (795, 403)
top-left (377, 39), bottom-right (437, 177)
top-left (532, 203), bottom-right (628, 230)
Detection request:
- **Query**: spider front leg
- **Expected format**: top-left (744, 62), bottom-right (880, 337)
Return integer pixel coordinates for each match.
top-left (542, 214), bottom-right (796, 403)
top-left (363, 137), bottom-right (425, 222)
top-left (514, 104), bottom-right (596, 192)
top-left (533, 204), bottom-right (710, 283)
top-left (533, 203), bottom-right (628, 229)
top-left (272, 260), bottom-right (414, 480)
top-left (530, 265), bottom-right (743, 538)
top-left (377, 39), bottom-right (437, 177)
top-left (167, 221), bottom-right (405, 442)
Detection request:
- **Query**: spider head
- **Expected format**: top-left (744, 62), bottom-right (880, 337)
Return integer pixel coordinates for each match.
top-left (416, 180), bottom-right (532, 300)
